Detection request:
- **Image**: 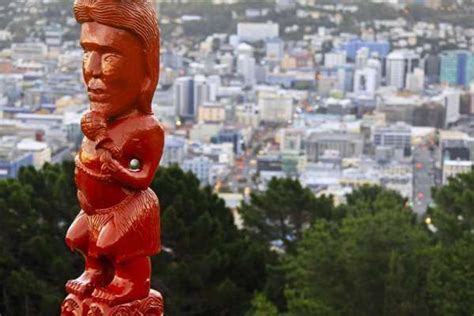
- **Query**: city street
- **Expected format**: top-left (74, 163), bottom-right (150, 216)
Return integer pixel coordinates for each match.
top-left (412, 145), bottom-right (436, 216)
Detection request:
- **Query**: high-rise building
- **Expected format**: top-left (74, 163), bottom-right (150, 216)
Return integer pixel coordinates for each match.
top-left (237, 54), bottom-right (256, 88)
top-left (440, 50), bottom-right (474, 87)
top-left (354, 67), bottom-right (379, 98)
top-left (207, 75), bottom-right (221, 102)
top-left (355, 47), bottom-right (370, 69)
top-left (174, 76), bottom-right (194, 119)
top-left (386, 50), bottom-right (419, 90)
top-left (337, 64), bottom-right (355, 93)
top-left (174, 76), bottom-right (212, 120)
top-left (424, 54), bottom-right (440, 84)
top-left (193, 75), bottom-right (210, 115)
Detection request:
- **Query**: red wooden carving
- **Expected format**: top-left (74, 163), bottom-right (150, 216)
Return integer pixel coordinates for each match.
top-left (61, 1), bottom-right (164, 315)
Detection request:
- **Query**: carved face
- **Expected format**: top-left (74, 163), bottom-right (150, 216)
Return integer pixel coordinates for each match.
top-left (80, 22), bottom-right (147, 119)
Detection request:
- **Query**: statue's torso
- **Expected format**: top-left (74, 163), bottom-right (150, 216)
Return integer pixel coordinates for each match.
top-left (75, 114), bottom-right (160, 212)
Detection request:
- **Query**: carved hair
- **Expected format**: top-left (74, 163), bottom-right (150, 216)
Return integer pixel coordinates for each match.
top-left (74, 0), bottom-right (160, 114)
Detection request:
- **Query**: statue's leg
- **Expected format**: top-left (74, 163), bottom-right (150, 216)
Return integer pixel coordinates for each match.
top-left (66, 255), bottom-right (113, 298)
top-left (65, 210), bottom-right (89, 252)
top-left (91, 256), bottom-right (151, 306)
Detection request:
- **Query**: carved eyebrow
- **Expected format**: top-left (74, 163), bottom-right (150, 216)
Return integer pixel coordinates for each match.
top-left (80, 41), bottom-right (121, 54)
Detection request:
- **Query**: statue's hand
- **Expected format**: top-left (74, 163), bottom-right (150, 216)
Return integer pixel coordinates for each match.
top-left (100, 151), bottom-right (120, 175)
top-left (100, 141), bottom-right (121, 158)
top-left (81, 111), bottom-right (107, 141)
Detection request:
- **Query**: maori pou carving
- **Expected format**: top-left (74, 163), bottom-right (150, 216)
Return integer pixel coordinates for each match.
top-left (61, 1), bottom-right (164, 315)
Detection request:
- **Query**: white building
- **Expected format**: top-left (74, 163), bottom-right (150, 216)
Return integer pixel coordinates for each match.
top-left (443, 160), bottom-right (473, 185)
top-left (373, 122), bottom-right (412, 151)
top-left (198, 102), bottom-right (226, 123)
top-left (182, 156), bottom-right (212, 185)
top-left (355, 47), bottom-right (370, 69)
top-left (386, 50), bottom-right (419, 90)
top-left (353, 67), bottom-right (379, 98)
top-left (324, 51), bottom-right (347, 68)
top-left (16, 138), bottom-right (51, 169)
top-left (193, 75), bottom-right (210, 114)
top-left (405, 67), bottom-right (425, 92)
top-left (258, 89), bottom-right (293, 123)
top-left (237, 22), bottom-right (279, 42)
top-left (266, 38), bottom-right (284, 61)
top-left (237, 55), bottom-right (256, 88)
top-left (161, 135), bottom-right (187, 167)
top-left (236, 103), bottom-right (261, 128)
top-left (11, 42), bottom-right (48, 61)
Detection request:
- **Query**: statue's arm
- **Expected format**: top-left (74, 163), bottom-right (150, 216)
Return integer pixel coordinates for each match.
top-left (107, 124), bottom-right (164, 191)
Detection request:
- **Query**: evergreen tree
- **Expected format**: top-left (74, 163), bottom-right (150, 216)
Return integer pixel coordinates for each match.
top-left (284, 187), bottom-right (432, 316)
top-left (151, 166), bottom-right (268, 315)
top-left (0, 162), bottom-right (81, 315)
top-left (240, 177), bottom-right (334, 254)
top-left (426, 169), bottom-right (474, 314)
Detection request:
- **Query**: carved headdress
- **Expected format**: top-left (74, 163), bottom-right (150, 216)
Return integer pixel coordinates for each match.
top-left (74, 0), bottom-right (160, 114)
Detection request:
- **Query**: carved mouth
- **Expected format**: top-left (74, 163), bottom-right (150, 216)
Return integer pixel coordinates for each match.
top-left (88, 89), bottom-right (110, 101)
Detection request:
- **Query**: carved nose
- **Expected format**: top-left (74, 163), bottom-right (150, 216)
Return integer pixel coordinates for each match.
top-left (86, 52), bottom-right (102, 78)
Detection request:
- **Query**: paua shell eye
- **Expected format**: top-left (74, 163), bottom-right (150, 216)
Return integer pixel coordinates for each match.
top-left (129, 158), bottom-right (141, 171)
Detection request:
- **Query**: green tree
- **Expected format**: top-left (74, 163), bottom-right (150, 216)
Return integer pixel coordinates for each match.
top-left (240, 177), bottom-right (334, 253)
top-left (0, 163), bottom-right (268, 315)
top-left (246, 293), bottom-right (280, 316)
top-left (0, 161), bottom-right (81, 315)
top-left (428, 169), bottom-right (474, 242)
top-left (284, 187), bottom-right (432, 316)
top-left (239, 178), bottom-right (334, 312)
top-left (426, 169), bottom-right (474, 314)
top-left (151, 166), bottom-right (268, 315)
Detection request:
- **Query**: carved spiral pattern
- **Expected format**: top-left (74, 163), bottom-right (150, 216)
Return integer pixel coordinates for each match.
top-left (111, 306), bottom-right (133, 316)
top-left (139, 296), bottom-right (164, 314)
top-left (87, 305), bottom-right (104, 316)
top-left (61, 298), bottom-right (81, 315)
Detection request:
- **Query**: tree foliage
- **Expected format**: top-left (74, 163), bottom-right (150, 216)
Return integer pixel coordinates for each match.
top-left (2, 164), bottom-right (474, 315)
top-left (283, 186), bottom-right (431, 316)
top-left (240, 177), bottom-right (334, 254)
top-left (0, 163), bottom-right (267, 316)
top-left (151, 166), bottom-right (268, 315)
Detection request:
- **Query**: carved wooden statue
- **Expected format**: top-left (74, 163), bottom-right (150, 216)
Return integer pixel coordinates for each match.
top-left (61, 1), bottom-right (164, 315)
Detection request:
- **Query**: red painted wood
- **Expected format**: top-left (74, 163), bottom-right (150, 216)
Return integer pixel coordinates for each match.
top-left (61, 1), bottom-right (164, 315)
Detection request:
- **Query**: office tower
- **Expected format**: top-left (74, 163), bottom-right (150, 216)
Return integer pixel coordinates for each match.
top-left (386, 50), bottom-right (419, 90)
top-left (237, 54), bottom-right (256, 88)
top-left (193, 75), bottom-right (210, 115)
top-left (355, 47), bottom-right (370, 69)
top-left (174, 76), bottom-right (194, 119)
top-left (440, 50), bottom-right (474, 87)
top-left (424, 54), bottom-right (441, 84)
top-left (354, 67), bottom-right (379, 98)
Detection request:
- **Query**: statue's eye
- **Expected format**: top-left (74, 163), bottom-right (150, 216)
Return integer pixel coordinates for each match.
top-left (83, 51), bottom-right (92, 61)
top-left (103, 54), bottom-right (119, 63)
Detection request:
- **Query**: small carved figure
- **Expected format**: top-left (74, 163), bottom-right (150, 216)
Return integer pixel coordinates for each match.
top-left (61, 1), bottom-right (164, 314)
